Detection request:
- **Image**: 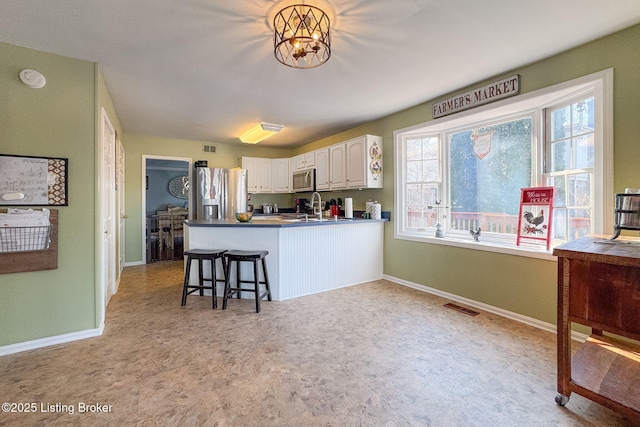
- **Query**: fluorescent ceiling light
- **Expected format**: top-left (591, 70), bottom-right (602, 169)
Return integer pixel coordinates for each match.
top-left (239, 122), bottom-right (284, 144)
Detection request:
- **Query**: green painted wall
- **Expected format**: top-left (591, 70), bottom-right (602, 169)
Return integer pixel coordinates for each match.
top-left (0, 42), bottom-right (103, 346)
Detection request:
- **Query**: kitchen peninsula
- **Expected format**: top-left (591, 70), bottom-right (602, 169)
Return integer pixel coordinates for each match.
top-left (184, 216), bottom-right (388, 300)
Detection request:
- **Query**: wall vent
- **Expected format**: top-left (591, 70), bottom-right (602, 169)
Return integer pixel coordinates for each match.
top-left (203, 144), bottom-right (217, 153)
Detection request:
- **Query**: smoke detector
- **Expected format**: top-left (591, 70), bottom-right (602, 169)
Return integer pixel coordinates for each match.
top-left (19, 69), bottom-right (46, 89)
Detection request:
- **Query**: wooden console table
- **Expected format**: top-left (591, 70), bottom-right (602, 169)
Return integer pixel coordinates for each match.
top-left (554, 235), bottom-right (640, 422)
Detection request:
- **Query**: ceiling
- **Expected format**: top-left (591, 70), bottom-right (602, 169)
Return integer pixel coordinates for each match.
top-left (2, 1), bottom-right (640, 149)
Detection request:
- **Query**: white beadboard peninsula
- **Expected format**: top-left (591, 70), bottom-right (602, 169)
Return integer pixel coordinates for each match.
top-left (184, 216), bottom-right (387, 301)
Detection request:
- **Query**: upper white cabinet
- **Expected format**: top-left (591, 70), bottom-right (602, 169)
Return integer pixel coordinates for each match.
top-left (272, 158), bottom-right (290, 193)
top-left (292, 152), bottom-right (315, 171)
top-left (243, 156), bottom-right (290, 193)
top-left (345, 135), bottom-right (383, 189)
top-left (314, 148), bottom-right (330, 191)
top-left (257, 158), bottom-right (272, 192)
top-left (243, 134), bottom-right (382, 194)
top-left (329, 143), bottom-right (347, 190)
top-left (242, 156), bottom-right (272, 193)
top-left (242, 156), bottom-right (259, 192)
top-left (313, 134), bottom-right (383, 191)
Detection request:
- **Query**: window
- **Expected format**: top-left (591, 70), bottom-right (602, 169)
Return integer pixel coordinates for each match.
top-left (394, 70), bottom-right (613, 258)
top-left (448, 114), bottom-right (533, 241)
top-left (405, 136), bottom-right (440, 230)
top-left (546, 96), bottom-right (595, 242)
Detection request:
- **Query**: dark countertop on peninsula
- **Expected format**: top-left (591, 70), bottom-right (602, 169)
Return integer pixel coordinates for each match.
top-left (185, 215), bottom-right (389, 228)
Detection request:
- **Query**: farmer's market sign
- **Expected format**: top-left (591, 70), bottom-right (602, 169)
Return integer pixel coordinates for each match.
top-left (432, 74), bottom-right (520, 119)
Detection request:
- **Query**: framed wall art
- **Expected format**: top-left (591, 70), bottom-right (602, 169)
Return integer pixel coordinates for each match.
top-left (0, 154), bottom-right (69, 206)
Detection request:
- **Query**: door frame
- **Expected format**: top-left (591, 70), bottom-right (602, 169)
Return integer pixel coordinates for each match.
top-left (141, 155), bottom-right (192, 264)
top-left (97, 108), bottom-right (117, 330)
top-left (116, 137), bottom-right (126, 278)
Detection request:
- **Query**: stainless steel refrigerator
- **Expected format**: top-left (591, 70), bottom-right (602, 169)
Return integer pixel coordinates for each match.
top-left (193, 166), bottom-right (248, 220)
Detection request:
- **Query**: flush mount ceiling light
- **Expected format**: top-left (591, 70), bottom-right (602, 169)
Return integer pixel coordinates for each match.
top-left (273, 4), bottom-right (331, 69)
top-left (239, 122), bottom-right (285, 144)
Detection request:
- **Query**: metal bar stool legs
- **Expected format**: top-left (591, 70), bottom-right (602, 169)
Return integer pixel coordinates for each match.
top-left (181, 249), bottom-right (227, 309)
top-left (222, 250), bottom-right (272, 313)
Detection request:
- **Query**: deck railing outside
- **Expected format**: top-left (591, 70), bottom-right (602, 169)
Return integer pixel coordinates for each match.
top-left (406, 211), bottom-right (591, 240)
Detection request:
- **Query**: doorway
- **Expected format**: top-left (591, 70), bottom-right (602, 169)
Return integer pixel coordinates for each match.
top-left (142, 155), bottom-right (191, 263)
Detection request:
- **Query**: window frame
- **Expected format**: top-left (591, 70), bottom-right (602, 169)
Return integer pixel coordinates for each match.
top-left (393, 69), bottom-right (613, 260)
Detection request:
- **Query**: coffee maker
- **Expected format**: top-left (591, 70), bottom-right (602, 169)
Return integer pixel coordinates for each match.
top-left (294, 198), bottom-right (308, 214)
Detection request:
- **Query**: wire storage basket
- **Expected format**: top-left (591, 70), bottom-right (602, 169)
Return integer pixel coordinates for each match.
top-left (0, 225), bottom-right (52, 253)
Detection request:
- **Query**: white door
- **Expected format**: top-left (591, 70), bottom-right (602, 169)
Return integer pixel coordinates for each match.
top-left (100, 109), bottom-right (117, 314)
top-left (116, 138), bottom-right (126, 276)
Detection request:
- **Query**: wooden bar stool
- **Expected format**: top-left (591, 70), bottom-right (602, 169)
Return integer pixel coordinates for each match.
top-left (222, 250), bottom-right (272, 313)
top-left (181, 249), bottom-right (227, 309)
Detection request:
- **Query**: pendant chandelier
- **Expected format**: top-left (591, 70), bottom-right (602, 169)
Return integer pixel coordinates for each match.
top-left (273, 4), bottom-right (331, 69)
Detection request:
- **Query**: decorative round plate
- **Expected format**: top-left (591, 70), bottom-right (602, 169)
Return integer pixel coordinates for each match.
top-left (168, 175), bottom-right (189, 199)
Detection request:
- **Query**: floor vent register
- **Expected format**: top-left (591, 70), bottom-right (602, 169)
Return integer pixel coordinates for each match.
top-left (444, 303), bottom-right (480, 316)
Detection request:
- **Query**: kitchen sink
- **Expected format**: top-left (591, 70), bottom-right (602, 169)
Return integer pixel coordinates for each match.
top-left (251, 215), bottom-right (283, 221)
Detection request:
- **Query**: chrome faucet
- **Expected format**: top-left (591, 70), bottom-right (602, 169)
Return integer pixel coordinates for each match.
top-left (310, 191), bottom-right (322, 220)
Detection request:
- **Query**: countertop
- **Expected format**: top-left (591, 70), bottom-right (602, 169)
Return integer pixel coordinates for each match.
top-left (185, 214), bottom-right (389, 228)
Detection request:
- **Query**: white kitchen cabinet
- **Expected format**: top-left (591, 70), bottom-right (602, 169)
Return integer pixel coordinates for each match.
top-left (242, 156), bottom-right (259, 192)
top-left (257, 158), bottom-right (272, 192)
top-left (272, 158), bottom-right (290, 193)
top-left (329, 143), bottom-right (347, 189)
top-left (314, 148), bottom-right (330, 191)
top-left (243, 134), bottom-right (381, 194)
top-left (242, 156), bottom-right (272, 193)
top-left (346, 134), bottom-right (383, 189)
top-left (292, 152), bottom-right (315, 171)
top-left (292, 154), bottom-right (305, 171)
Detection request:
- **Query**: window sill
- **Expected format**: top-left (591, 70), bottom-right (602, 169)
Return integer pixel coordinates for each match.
top-left (396, 232), bottom-right (557, 261)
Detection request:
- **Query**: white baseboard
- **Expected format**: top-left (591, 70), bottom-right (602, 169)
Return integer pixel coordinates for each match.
top-left (125, 260), bottom-right (146, 267)
top-left (383, 274), bottom-right (588, 343)
top-left (0, 327), bottom-right (103, 356)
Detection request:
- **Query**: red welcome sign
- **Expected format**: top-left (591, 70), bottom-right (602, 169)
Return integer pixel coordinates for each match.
top-left (516, 187), bottom-right (554, 250)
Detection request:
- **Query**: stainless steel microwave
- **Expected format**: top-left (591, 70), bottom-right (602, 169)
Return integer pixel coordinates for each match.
top-left (292, 168), bottom-right (316, 192)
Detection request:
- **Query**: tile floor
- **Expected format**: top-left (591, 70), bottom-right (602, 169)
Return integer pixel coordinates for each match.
top-left (0, 261), bottom-right (636, 426)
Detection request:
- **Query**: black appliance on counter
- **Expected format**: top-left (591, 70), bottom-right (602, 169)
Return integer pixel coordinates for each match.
top-left (294, 198), bottom-right (309, 214)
